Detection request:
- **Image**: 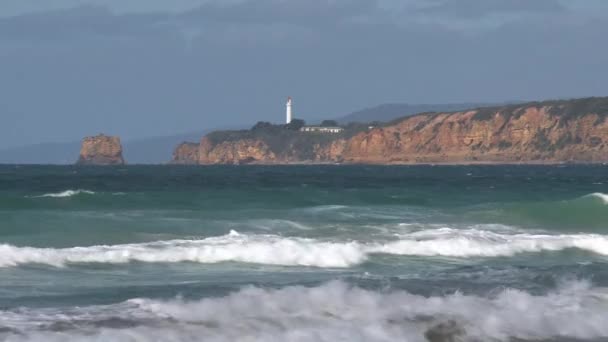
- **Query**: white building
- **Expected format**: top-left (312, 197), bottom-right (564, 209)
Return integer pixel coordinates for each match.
top-left (286, 97), bottom-right (293, 124)
top-left (300, 126), bottom-right (344, 134)
top-left (285, 97), bottom-right (343, 134)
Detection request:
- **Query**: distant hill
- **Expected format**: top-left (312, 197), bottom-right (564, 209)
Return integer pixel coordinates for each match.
top-left (336, 103), bottom-right (498, 124)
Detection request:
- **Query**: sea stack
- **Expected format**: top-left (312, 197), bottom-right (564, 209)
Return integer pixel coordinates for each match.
top-left (76, 134), bottom-right (125, 165)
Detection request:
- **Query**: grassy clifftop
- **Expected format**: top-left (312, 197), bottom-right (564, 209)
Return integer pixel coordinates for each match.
top-left (205, 121), bottom-right (369, 161)
top-left (469, 97), bottom-right (608, 122)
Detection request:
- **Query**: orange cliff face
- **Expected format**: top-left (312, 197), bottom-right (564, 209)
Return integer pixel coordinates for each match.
top-left (174, 97), bottom-right (608, 165)
top-left (76, 134), bottom-right (125, 165)
top-left (198, 137), bottom-right (277, 165)
top-left (332, 105), bottom-right (608, 163)
top-left (171, 142), bottom-right (200, 165)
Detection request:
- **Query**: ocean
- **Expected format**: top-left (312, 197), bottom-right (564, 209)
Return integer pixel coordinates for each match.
top-left (1, 165), bottom-right (607, 341)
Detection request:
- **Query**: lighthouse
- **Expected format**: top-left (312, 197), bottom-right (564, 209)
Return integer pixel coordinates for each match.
top-left (286, 97), bottom-right (293, 124)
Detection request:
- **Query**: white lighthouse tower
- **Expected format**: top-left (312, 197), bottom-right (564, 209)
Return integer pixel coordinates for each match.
top-left (286, 97), bottom-right (293, 124)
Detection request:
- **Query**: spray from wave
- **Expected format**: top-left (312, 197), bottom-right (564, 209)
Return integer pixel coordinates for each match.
top-left (1, 228), bottom-right (608, 268)
top-left (585, 192), bottom-right (608, 204)
top-left (30, 190), bottom-right (96, 198)
top-left (1, 280), bottom-right (607, 342)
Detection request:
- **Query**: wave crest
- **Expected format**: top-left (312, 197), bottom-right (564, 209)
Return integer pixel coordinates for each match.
top-left (31, 190), bottom-right (96, 198)
top-left (585, 192), bottom-right (608, 204)
top-left (373, 228), bottom-right (608, 257)
top-left (0, 232), bottom-right (366, 268)
top-left (2, 228), bottom-right (608, 268)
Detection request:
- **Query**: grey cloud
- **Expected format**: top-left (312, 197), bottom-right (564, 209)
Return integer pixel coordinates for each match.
top-left (0, 0), bottom-right (395, 49)
top-left (0, 0), bottom-right (606, 148)
top-left (0, 5), bottom-right (172, 41)
top-left (180, 0), bottom-right (380, 24)
top-left (0, 0), bottom-right (215, 17)
top-left (0, 0), bottom-right (582, 44)
top-left (175, 0), bottom-right (390, 46)
top-left (421, 0), bottom-right (565, 18)
top-left (0, 0), bottom-right (387, 44)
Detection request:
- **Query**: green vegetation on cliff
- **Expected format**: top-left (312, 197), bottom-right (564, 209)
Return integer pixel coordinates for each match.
top-left (469, 97), bottom-right (608, 122)
top-left (206, 120), bottom-right (369, 160)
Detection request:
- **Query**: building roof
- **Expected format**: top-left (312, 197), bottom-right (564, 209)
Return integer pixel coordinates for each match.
top-left (301, 126), bottom-right (343, 129)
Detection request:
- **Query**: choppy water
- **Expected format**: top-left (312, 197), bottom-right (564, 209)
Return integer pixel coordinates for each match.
top-left (1, 165), bottom-right (608, 341)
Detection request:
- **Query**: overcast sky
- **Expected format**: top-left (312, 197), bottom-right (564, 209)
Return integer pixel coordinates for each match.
top-left (1, 0), bottom-right (607, 147)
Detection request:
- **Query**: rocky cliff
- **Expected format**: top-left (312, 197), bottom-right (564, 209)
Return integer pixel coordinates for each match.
top-left (199, 138), bottom-right (277, 165)
top-left (184, 97), bottom-right (608, 164)
top-left (171, 142), bottom-right (200, 164)
top-left (77, 134), bottom-right (125, 165)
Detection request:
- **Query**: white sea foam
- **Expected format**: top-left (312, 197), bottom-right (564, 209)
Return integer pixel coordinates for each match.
top-left (1, 228), bottom-right (608, 268)
top-left (2, 280), bottom-right (608, 341)
top-left (586, 192), bottom-right (608, 204)
top-left (247, 219), bottom-right (316, 231)
top-left (0, 231), bottom-right (366, 268)
top-left (31, 190), bottom-right (96, 198)
top-left (372, 228), bottom-right (608, 257)
top-left (304, 204), bottom-right (349, 213)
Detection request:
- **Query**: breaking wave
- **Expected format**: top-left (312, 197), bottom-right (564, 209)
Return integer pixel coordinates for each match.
top-left (372, 227), bottom-right (608, 257)
top-left (1, 280), bottom-right (607, 341)
top-left (0, 230), bottom-right (365, 268)
top-left (1, 228), bottom-right (608, 268)
top-left (30, 190), bottom-right (96, 198)
top-left (586, 192), bottom-right (608, 204)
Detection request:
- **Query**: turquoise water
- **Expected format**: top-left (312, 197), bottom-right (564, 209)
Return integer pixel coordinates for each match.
top-left (1, 165), bottom-right (608, 341)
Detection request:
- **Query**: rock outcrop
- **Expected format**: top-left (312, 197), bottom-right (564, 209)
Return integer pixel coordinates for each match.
top-left (171, 142), bottom-right (200, 164)
top-left (199, 137), bottom-right (276, 164)
top-left (76, 134), bottom-right (125, 165)
top-left (183, 97), bottom-right (608, 164)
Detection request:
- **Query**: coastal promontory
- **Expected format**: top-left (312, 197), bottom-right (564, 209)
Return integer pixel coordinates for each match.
top-left (172, 96), bottom-right (608, 165)
top-left (76, 134), bottom-right (125, 165)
